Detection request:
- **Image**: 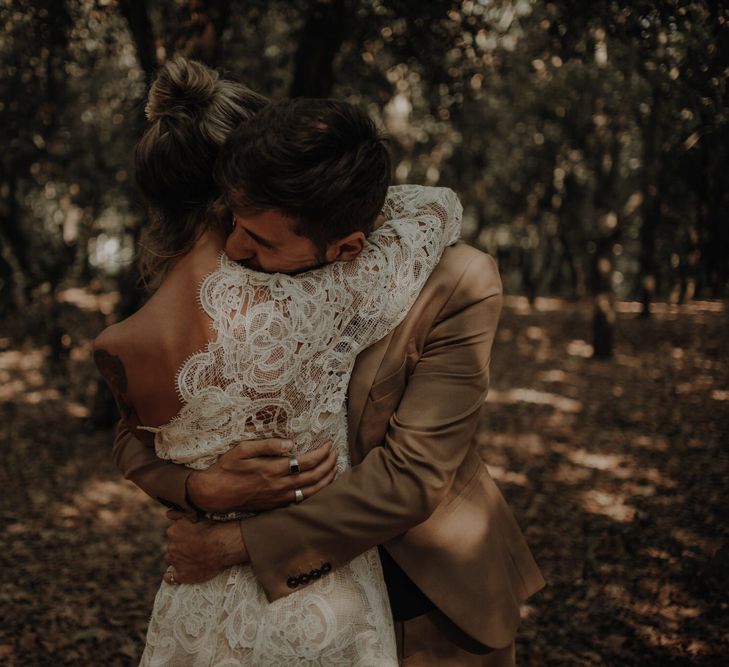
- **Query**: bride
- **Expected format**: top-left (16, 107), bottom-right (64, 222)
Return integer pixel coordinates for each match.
top-left (94, 58), bottom-right (462, 666)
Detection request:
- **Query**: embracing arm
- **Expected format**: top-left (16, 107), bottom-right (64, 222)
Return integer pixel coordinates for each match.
top-left (113, 422), bottom-right (195, 511)
top-left (92, 329), bottom-right (194, 512)
top-left (241, 251), bottom-right (502, 600)
top-left (112, 418), bottom-right (338, 515)
top-left (335, 186), bottom-right (462, 349)
top-left (109, 186), bottom-right (459, 515)
top-left (112, 419), bottom-right (337, 513)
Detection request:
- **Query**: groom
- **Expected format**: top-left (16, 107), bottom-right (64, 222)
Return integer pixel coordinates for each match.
top-left (113, 98), bottom-right (544, 665)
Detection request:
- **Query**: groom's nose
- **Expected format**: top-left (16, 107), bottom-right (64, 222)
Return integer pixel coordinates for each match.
top-left (224, 233), bottom-right (255, 262)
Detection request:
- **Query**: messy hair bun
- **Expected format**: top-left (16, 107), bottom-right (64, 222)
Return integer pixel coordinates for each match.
top-left (143, 57), bottom-right (219, 123)
top-left (135, 57), bottom-right (268, 283)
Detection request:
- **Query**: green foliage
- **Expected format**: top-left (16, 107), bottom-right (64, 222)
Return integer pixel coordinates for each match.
top-left (1, 0), bottom-right (727, 315)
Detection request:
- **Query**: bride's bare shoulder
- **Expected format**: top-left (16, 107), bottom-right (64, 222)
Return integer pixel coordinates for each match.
top-left (93, 317), bottom-right (139, 363)
top-left (92, 316), bottom-right (143, 429)
top-left (92, 254), bottom-right (209, 360)
top-left (92, 248), bottom-right (220, 418)
top-left (93, 302), bottom-right (156, 389)
top-left (93, 300), bottom-right (159, 362)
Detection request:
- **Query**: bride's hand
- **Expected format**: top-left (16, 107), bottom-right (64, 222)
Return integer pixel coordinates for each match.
top-left (186, 439), bottom-right (338, 514)
top-left (164, 515), bottom-right (248, 584)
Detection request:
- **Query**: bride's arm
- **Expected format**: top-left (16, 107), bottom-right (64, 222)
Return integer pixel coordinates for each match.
top-left (111, 422), bottom-right (337, 513)
top-left (93, 332), bottom-right (198, 511)
top-left (112, 423), bottom-right (195, 511)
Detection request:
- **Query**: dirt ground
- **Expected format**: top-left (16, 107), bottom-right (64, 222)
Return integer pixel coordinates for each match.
top-left (1, 294), bottom-right (727, 666)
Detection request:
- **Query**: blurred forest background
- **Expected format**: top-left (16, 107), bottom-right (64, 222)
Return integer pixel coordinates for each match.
top-left (1, 0), bottom-right (728, 665)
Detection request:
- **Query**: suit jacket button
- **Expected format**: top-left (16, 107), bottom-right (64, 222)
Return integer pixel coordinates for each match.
top-left (321, 562), bottom-right (332, 574)
top-left (299, 573), bottom-right (311, 584)
top-left (287, 577), bottom-right (299, 589)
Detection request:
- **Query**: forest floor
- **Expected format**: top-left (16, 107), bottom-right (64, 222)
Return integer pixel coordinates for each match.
top-left (0, 293), bottom-right (727, 666)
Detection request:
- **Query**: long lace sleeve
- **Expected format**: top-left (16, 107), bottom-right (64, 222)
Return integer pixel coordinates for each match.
top-left (326, 184), bottom-right (462, 349)
top-left (199, 184), bottom-right (462, 380)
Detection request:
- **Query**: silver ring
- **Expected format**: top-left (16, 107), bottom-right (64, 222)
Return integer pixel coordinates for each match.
top-left (288, 455), bottom-right (300, 475)
top-left (294, 488), bottom-right (304, 503)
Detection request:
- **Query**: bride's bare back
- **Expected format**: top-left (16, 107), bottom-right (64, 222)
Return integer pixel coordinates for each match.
top-left (94, 230), bottom-right (225, 438)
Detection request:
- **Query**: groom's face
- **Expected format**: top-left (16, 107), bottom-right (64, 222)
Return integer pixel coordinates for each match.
top-left (225, 208), bottom-right (326, 274)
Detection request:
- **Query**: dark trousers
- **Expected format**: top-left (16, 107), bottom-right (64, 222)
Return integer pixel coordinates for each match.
top-left (396, 612), bottom-right (516, 666)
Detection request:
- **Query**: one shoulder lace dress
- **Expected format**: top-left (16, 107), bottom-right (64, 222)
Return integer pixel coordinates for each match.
top-left (139, 185), bottom-right (462, 666)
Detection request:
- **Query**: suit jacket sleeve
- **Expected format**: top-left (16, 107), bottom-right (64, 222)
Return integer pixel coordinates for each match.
top-left (241, 252), bottom-right (502, 601)
top-left (112, 421), bottom-right (194, 512)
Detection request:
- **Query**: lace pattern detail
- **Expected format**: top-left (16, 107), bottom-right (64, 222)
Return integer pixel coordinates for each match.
top-left (140, 185), bottom-right (462, 665)
top-left (153, 186), bottom-right (461, 471)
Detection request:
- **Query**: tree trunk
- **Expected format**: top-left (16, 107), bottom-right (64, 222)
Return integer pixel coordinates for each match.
top-left (592, 241), bottom-right (615, 358)
top-left (0, 177), bottom-right (33, 309)
top-left (119, 0), bottom-right (158, 80)
top-left (639, 193), bottom-right (659, 318)
top-left (701, 131), bottom-right (729, 298)
top-left (0, 230), bottom-right (28, 312)
top-left (170, 0), bottom-right (232, 66)
top-left (592, 300), bottom-right (614, 358)
top-left (638, 89), bottom-right (663, 317)
top-left (519, 247), bottom-right (537, 306)
top-left (290, 0), bottom-right (350, 98)
top-left (559, 173), bottom-right (586, 299)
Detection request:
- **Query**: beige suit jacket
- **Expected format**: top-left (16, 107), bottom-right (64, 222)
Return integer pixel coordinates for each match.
top-left (112, 243), bottom-right (544, 650)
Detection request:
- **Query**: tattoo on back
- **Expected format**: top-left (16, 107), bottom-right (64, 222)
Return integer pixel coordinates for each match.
top-left (94, 348), bottom-right (136, 422)
top-left (94, 349), bottom-right (128, 394)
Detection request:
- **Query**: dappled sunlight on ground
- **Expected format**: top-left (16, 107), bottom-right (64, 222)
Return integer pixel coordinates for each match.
top-left (578, 488), bottom-right (636, 523)
top-left (477, 299), bottom-right (728, 665)
top-left (557, 447), bottom-right (626, 471)
top-left (535, 368), bottom-right (572, 383)
top-left (616, 299), bottom-right (725, 316)
top-left (566, 339), bottom-right (594, 358)
top-left (59, 478), bottom-right (159, 529)
top-left (0, 348), bottom-right (47, 400)
top-left (502, 295), bottom-right (567, 313)
top-left (489, 387), bottom-right (583, 413)
top-left (1, 297), bottom-right (170, 664)
top-left (484, 464), bottom-right (530, 487)
top-left (1, 296), bottom-right (727, 664)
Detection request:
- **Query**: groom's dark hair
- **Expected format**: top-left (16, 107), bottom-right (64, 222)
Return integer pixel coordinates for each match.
top-left (215, 98), bottom-right (391, 250)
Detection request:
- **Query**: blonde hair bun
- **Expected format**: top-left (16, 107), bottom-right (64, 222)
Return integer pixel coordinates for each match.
top-left (135, 57), bottom-right (268, 283)
top-left (144, 57), bottom-right (219, 121)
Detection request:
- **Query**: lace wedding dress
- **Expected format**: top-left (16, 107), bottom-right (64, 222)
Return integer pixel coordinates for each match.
top-left (139, 185), bottom-right (462, 666)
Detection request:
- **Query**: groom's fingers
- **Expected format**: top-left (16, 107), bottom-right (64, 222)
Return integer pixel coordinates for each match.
top-left (251, 441), bottom-right (336, 479)
top-left (285, 445), bottom-right (338, 489)
top-left (302, 459), bottom-right (338, 498)
top-left (229, 438), bottom-right (294, 459)
top-left (293, 442), bottom-right (337, 474)
top-left (225, 438), bottom-right (333, 468)
top-left (220, 439), bottom-right (337, 501)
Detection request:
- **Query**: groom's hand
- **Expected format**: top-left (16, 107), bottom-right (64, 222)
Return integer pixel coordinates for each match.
top-left (164, 515), bottom-right (246, 584)
top-left (186, 439), bottom-right (338, 514)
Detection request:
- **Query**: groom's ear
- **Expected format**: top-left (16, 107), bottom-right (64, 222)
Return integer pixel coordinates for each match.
top-left (326, 232), bottom-right (365, 262)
